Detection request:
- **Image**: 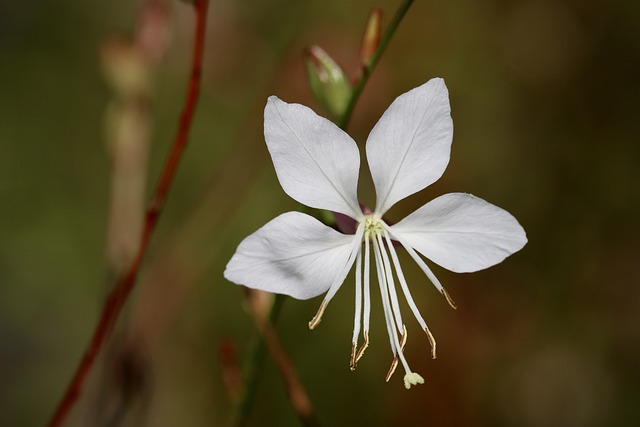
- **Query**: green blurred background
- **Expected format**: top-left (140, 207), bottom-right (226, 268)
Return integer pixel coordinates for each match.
top-left (1, 0), bottom-right (639, 425)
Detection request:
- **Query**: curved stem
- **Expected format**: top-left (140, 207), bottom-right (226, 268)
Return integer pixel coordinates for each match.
top-left (47, 2), bottom-right (210, 426)
top-left (338, 0), bottom-right (415, 130)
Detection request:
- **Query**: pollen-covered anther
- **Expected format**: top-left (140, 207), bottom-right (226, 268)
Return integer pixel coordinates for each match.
top-left (385, 357), bottom-right (399, 382)
top-left (442, 287), bottom-right (457, 310)
top-left (349, 342), bottom-right (358, 371)
top-left (424, 325), bottom-right (437, 359)
top-left (355, 330), bottom-right (369, 364)
top-left (399, 324), bottom-right (408, 350)
top-left (385, 325), bottom-right (408, 382)
top-left (309, 299), bottom-right (328, 329)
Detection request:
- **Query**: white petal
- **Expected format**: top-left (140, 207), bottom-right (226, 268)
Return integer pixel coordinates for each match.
top-left (390, 193), bottom-right (527, 273)
top-left (224, 212), bottom-right (356, 300)
top-left (366, 78), bottom-right (453, 215)
top-left (264, 96), bottom-right (361, 218)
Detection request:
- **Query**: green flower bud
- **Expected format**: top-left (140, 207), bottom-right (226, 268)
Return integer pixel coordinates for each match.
top-left (304, 45), bottom-right (352, 119)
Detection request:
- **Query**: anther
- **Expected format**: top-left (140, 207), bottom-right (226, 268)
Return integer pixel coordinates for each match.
top-left (399, 324), bottom-right (408, 350)
top-left (355, 330), bottom-right (369, 364)
top-left (385, 357), bottom-right (399, 382)
top-left (349, 343), bottom-right (358, 371)
top-left (308, 299), bottom-right (328, 329)
top-left (385, 325), bottom-right (408, 382)
top-left (441, 288), bottom-right (457, 310)
top-left (424, 325), bottom-right (437, 359)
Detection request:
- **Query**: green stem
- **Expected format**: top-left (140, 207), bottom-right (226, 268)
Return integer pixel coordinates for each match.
top-left (338, 0), bottom-right (415, 130)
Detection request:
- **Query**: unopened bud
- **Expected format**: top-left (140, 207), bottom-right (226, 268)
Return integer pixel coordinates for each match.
top-left (359, 8), bottom-right (383, 68)
top-left (304, 45), bottom-right (352, 119)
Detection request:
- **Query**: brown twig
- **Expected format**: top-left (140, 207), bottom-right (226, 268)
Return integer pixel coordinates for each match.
top-left (47, 1), bottom-right (210, 425)
top-left (245, 291), bottom-right (320, 427)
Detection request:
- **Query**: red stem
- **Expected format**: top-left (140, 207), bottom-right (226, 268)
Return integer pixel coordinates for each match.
top-left (47, 1), bottom-right (209, 425)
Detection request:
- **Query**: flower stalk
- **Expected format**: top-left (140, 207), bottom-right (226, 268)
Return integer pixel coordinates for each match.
top-left (338, 0), bottom-right (415, 129)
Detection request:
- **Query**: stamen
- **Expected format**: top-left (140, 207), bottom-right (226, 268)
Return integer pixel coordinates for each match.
top-left (381, 228), bottom-right (426, 327)
top-left (351, 247), bottom-right (363, 345)
top-left (378, 231), bottom-right (428, 384)
top-left (441, 287), bottom-right (457, 310)
top-left (352, 232), bottom-right (371, 369)
top-left (355, 330), bottom-right (369, 364)
top-left (376, 233), bottom-right (404, 333)
top-left (308, 299), bottom-right (328, 330)
top-left (372, 238), bottom-right (397, 356)
top-left (363, 232), bottom-right (371, 334)
top-left (382, 227), bottom-right (438, 359)
top-left (373, 231), bottom-right (420, 384)
top-left (389, 230), bottom-right (457, 313)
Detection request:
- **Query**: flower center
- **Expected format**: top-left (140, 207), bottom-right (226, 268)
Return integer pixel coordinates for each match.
top-left (362, 214), bottom-right (383, 237)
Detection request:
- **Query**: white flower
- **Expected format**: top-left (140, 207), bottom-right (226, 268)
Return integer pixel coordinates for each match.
top-left (224, 78), bottom-right (527, 388)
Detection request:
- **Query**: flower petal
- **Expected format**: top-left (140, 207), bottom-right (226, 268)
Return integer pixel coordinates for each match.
top-left (264, 96), bottom-right (361, 218)
top-left (366, 78), bottom-right (453, 215)
top-left (224, 212), bottom-right (357, 300)
top-left (390, 193), bottom-right (527, 273)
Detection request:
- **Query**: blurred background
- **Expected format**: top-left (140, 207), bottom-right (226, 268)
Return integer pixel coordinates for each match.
top-left (1, 0), bottom-right (639, 425)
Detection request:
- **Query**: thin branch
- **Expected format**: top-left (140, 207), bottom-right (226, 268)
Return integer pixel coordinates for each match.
top-left (47, 1), bottom-right (210, 426)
